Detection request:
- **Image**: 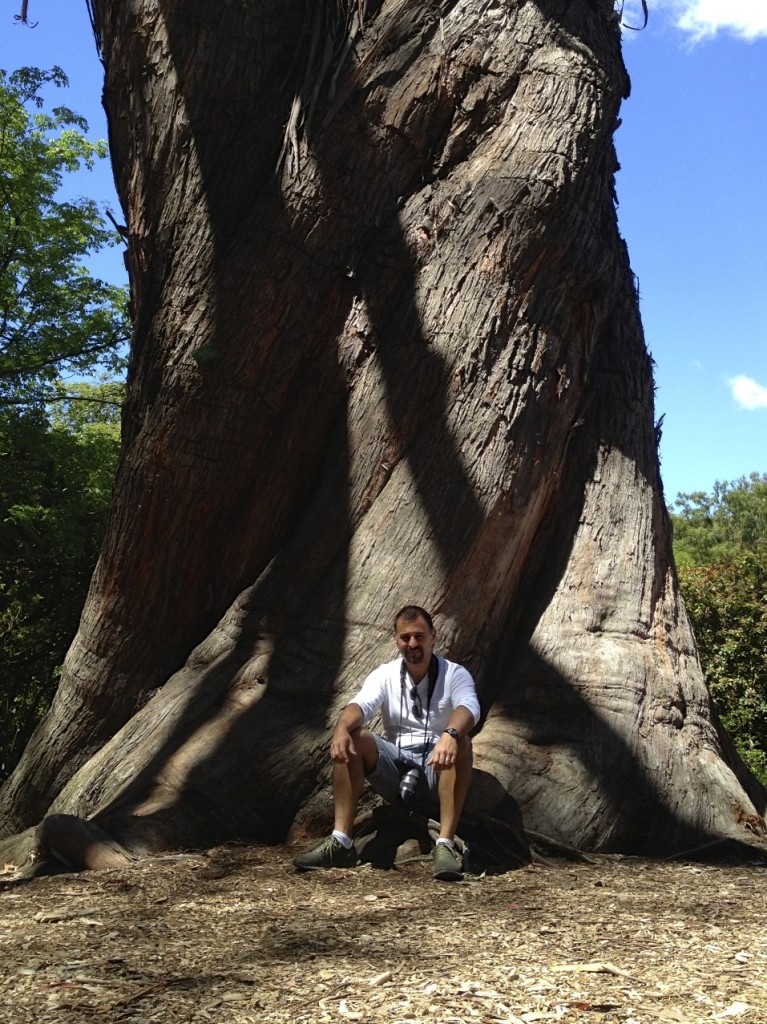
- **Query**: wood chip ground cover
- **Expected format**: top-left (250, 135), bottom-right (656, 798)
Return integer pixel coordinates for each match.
top-left (1, 846), bottom-right (765, 1023)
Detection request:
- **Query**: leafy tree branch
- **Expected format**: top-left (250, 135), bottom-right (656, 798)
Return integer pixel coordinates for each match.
top-left (0, 66), bottom-right (126, 776)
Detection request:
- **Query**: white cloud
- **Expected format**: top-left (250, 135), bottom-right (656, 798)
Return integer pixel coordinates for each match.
top-left (623, 0), bottom-right (767, 41)
top-left (729, 375), bottom-right (767, 409)
top-left (676, 0), bottom-right (767, 40)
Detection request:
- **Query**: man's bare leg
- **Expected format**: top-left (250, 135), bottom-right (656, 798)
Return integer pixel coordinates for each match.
top-left (436, 736), bottom-right (473, 840)
top-left (332, 727), bottom-right (379, 838)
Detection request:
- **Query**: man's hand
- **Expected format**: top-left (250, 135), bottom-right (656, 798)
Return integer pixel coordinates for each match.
top-left (427, 732), bottom-right (459, 772)
top-left (329, 704), bottom-right (365, 762)
top-left (330, 725), bottom-right (357, 763)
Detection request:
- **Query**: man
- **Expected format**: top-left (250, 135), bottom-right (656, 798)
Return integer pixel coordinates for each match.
top-left (293, 605), bottom-right (480, 881)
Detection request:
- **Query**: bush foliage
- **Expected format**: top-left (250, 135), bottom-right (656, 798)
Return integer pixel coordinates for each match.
top-left (672, 475), bottom-right (767, 786)
top-left (1, 398), bottom-right (120, 775)
top-left (672, 473), bottom-right (767, 567)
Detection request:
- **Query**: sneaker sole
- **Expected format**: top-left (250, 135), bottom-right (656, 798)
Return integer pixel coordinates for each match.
top-left (433, 868), bottom-right (463, 881)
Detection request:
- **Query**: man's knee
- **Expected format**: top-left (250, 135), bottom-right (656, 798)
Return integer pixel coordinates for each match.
top-left (437, 737), bottom-right (473, 789)
top-left (350, 727), bottom-right (379, 771)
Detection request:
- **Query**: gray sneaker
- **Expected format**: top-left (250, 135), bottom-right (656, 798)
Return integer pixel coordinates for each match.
top-left (293, 836), bottom-right (359, 871)
top-left (432, 842), bottom-right (463, 881)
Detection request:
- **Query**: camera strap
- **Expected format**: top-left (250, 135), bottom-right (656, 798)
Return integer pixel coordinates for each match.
top-left (398, 654), bottom-right (440, 766)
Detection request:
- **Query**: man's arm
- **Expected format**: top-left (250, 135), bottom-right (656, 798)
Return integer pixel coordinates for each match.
top-left (447, 665), bottom-right (481, 726)
top-left (427, 704), bottom-right (475, 771)
top-left (329, 703), bottom-right (365, 763)
top-left (330, 663), bottom-right (390, 761)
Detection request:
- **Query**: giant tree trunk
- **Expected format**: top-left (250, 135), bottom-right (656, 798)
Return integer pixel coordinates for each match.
top-left (1, 0), bottom-right (764, 858)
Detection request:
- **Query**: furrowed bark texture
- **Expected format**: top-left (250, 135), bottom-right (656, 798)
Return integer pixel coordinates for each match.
top-left (1, 0), bottom-right (763, 855)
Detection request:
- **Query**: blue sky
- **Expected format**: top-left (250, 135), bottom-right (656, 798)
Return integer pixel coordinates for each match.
top-left (2, 0), bottom-right (765, 504)
top-left (618, 0), bottom-right (767, 502)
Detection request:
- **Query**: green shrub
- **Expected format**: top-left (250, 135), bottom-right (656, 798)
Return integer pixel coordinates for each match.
top-left (678, 546), bottom-right (767, 787)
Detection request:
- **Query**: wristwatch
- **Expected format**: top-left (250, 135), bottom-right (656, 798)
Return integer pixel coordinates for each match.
top-left (444, 727), bottom-right (460, 739)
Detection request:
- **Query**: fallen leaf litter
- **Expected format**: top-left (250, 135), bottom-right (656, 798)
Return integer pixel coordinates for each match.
top-left (1, 845), bottom-right (766, 1023)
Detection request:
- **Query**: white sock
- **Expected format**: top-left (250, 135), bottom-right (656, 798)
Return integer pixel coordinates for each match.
top-left (332, 830), bottom-right (353, 849)
top-left (435, 837), bottom-right (455, 848)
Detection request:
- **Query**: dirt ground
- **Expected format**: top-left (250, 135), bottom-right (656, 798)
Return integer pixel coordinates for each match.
top-left (1, 842), bottom-right (766, 1024)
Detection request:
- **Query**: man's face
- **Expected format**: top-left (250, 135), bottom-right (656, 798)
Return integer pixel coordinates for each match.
top-left (394, 615), bottom-right (436, 671)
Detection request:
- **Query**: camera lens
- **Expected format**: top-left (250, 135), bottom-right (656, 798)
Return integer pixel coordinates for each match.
top-left (399, 766), bottom-right (421, 803)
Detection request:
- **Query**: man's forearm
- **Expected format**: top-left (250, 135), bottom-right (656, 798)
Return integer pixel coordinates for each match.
top-left (444, 705), bottom-right (475, 740)
top-left (334, 703), bottom-right (365, 736)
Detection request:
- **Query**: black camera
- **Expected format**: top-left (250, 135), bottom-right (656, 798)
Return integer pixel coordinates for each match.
top-left (399, 765), bottom-right (422, 803)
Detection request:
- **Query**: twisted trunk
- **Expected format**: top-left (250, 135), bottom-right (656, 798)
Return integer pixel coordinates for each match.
top-left (1, 0), bottom-right (763, 859)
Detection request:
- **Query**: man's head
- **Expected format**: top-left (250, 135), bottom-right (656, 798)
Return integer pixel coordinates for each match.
top-left (393, 605), bottom-right (436, 678)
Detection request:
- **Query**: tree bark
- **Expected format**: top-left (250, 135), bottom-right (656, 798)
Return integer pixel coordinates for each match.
top-left (1, 0), bottom-right (764, 857)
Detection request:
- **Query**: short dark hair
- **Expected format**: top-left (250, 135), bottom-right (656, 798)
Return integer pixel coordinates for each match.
top-left (393, 605), bottom-right (434, 631)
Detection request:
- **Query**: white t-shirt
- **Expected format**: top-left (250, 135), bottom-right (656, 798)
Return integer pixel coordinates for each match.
top-left (349, 656), bottom-right (480, 754)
